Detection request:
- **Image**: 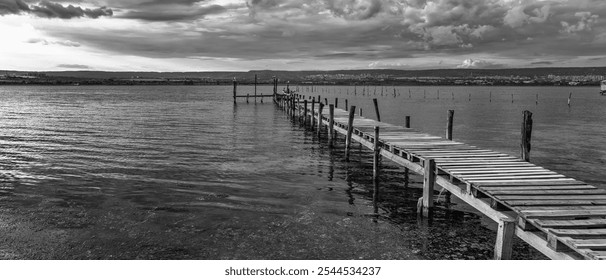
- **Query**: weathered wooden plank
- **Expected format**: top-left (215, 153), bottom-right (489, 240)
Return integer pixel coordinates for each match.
top-left (534, 219), bottom-right (606, 229)
top-left (472, 179), bottom-right (585, 186)
top-left (522, 210), bottom-right (606, 219)
top-left (479, 185), bottom-right (597, 191)
top-left (498, 195), bottom-right (606, 200)
top-left (448, 167), bottom-right (548, 173)
top-left (462, 174), bottom-right (563, 179)
top-left (550, 228), bottom-right (606, 237)
top-left (565, 239), bottom-right (606, 250)
top-left (506, 200), bottom-right (606, 206)
top-left (487, 189), bottom-right (606, 195)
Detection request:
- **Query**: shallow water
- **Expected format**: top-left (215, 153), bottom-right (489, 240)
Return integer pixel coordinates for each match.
top-left (0, 84), bottom-right (603, 259)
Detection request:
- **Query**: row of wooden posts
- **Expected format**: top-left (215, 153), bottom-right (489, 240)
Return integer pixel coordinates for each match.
top-left (275, 90), bottom-right (537, 259)
top-left (275, 92), bottom-right (534, 212)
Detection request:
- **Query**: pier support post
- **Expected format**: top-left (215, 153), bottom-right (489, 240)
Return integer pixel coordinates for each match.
top-left (233, 78), bottom-right (237, 103)
top-left (335, 98), bottom-right (338, 109)
top-left (521, 110), bottom-right (533, 162)
top-left (303, 100), bottom-right (308, 126)
top-left (345, 106), bottom-right (356, 162)
top-left (345, 99), bottom-right (348, 111)
top-left (311, 98), bottom-right (316, 130)
top-left (373, 98), bottom-right (381, 122)
top-left (494, 219), bottom-right (515, 260)
top-left (446, 110), bottom-right (454, 140)
top-left (359, 108), bottom-right (362, 117)
top-left (329, 105), bottom-right (335, 144)
top-left (317, 103), bottom-right (324, 136)
top-left (373, 126), bottom-right (381, 208)
top-left (419, 158), bottom-right (436, 217)
top-left (405, 116), bottom-right (411, 128)
top-left (254, 74), bottom-right (257, 103)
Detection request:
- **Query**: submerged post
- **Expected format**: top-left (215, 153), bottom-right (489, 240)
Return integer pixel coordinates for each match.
top-left (373, 126), bottom-right (380, 207)
top-left (345, 106), bottom-right (356, 161)
top-left (420, 158), bottom-right (436, 217)
top-left (373, 98), bottom-right (381, 122)
top-left (446, 110), bottom-right (454, 140)
top-left (521, 110), bottom-right (533, 162)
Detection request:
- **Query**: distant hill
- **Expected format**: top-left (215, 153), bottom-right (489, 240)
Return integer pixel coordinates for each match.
top-left (37, 67), bottom-right (606, 80)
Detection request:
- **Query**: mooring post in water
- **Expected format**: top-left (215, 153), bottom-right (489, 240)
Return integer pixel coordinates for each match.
top-left (254, 74), bottom-right (257, 103)
top-left (246, 93), bottom-right (249, 104)
top-left (359, 107), bottom-right (362, 117)
top-left (345, 106), bottom-right (356, 162)
top-left (303, 100), bottom-right (308, 126)
top-left (446, 110), bottom-right (454, 140)
top-left (521, 110), bottom-right (533, 162)
top-left (311, 97), bottom-right (316, 129)
top-left (233, 78), bottom-right (237, 103)
top-left (494, 218), bottom-right (515, 260)
top-left (568, 92), bottom-right (572, 106)
top-left (373, 98), bottom-right (381, 122)
top-left (373, 126), bottom-right (380, 207)
top-left (419, 158), bottom-right (436, 217)
top-left (405, 116), bottom-right (411, 128)
top-left (335, 98), bottom-right (338, 109)
top-left (345, 99), bottom-right (348, 111)
top-left (329, 104), bottom-right (335, 143)
top-left (317, 103), bottom-right (324, 136)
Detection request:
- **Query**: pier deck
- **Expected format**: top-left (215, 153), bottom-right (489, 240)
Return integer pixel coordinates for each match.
top-left (276, 93), bottom-right (606, 260)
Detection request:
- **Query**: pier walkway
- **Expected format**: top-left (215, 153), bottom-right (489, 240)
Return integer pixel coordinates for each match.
top-left (275, 92), bottom-right (606, 260)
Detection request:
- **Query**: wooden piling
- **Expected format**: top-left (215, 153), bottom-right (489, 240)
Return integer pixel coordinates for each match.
top-left (317, 103), bottom-right (324, 136)
top-left (568, 92), bottom-right (572, 106)
top-left (233, 78), bottom-right (237, 103)
top-left (521, 110), bottom-right (533, 162)
top-left (359, 107), bottom-right (362, 117)
top-left (303, 100), bottom-right (308, 125)
top-left (446, 110), bottom-right (454, 140)
top-left (345, 99), bottom-right (348, 111)
top-left (345, 106), bottom-right (356, 162)
top-left (373, 98), bottom-right (381, 122)
top-left (311, 97), bottom-right (315, 129)
top-left (421, 158), bottom-right (436, 217)
top-left (373, 126), bottom-right (380, 206)
top-left (405, 116), bottom-right (411, 128)
top-left (329, 104), bottom-right (334, 142)
top-left (254, 74), bottom-right (257, 103)
top-left (494, 219), bottom-right (515, 260)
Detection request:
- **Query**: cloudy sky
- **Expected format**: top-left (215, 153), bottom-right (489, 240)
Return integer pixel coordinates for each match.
top-left (1, 0), bottom-right (605, 71)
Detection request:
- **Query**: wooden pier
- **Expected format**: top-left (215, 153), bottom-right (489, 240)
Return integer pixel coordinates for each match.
top-left (272, 91), bottom-right (606, 260)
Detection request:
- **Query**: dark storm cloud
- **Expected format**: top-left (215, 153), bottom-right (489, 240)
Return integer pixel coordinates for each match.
top-left (118, 4), bottom-right (225, 21)
top-left (0, 0), bottom-right (112, 18)
top-left (23, 0), bottom-right (606, 69)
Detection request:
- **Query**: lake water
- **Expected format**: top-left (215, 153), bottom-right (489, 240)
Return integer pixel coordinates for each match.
top-left (0, 85), bottom-right (604, 259)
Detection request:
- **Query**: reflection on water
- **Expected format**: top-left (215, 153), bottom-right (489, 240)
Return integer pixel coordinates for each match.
top-left (2, 85), bottom-right (602, 259)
